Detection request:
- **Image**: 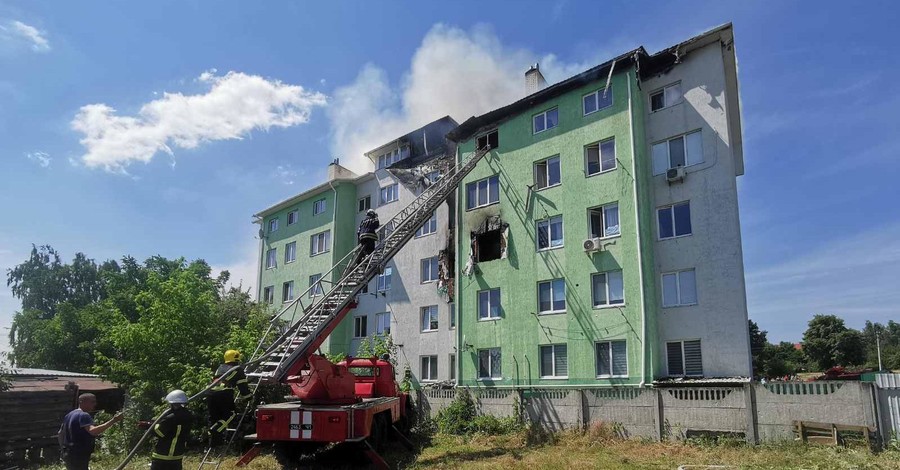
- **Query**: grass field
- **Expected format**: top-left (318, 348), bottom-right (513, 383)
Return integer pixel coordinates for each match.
top-left (45, 429), bottom-right (900, 470)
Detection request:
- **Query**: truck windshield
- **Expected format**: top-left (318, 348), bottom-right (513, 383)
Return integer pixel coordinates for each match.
top-left (349, 367), bottom-right (379, 377)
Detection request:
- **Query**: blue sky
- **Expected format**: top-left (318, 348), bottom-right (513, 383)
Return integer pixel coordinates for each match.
top-left (1, 1), bottom-right (898, 350)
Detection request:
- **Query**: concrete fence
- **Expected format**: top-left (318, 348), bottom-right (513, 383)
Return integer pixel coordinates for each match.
top-left (416, 381), bottom-right (884, 445)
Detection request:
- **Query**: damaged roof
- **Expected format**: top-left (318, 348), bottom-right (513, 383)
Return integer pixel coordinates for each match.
top-left (366, 115), bottom-right (459, 160)
top-left (447, 23), bottom-right (734, 143)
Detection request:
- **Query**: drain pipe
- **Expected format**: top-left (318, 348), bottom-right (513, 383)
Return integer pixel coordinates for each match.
top-left (627, 71), bottom-right (649, 388)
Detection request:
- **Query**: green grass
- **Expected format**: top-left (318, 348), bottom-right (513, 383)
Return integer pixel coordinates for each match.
top-left (41, 430), bottom-right (900, 469)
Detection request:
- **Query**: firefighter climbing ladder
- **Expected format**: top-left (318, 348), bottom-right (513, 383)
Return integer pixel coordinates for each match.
top-left (193, 144), bottom-right (491, 469)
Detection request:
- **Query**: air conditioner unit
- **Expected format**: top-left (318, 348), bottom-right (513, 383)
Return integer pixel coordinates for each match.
top-left (583, 237), bottom-right (604, 253)
top-left (666, 166), bottom-right (685, 184)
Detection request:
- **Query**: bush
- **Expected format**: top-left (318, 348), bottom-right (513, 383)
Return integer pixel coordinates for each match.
top-left (469, 414), bottom-right (521, 435)
top-left (434, 390), bottom-right (521, 436)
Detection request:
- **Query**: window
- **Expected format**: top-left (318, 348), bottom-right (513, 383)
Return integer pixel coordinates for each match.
top-left (268, 218), bottom-right (278, 233)
top-left (282, 281), bottom-right (294, 303)
top-left (533, 107), bottom-right (559, 134)
top-left (475, 229), bottom-right (503, 262)
top-left (313, 199), bottom-right (326, 215)
top-left (376, 267), bottom-right (392, 292)
top-left (652, 131), bottom-right (703, 175)
top-left (284, 241), bottom-right (296, 264)
top-left (354, 316), bottom-right (368, 339)
top-left (416, 211), bottom-right (437, 237)
top-left (449, 353), bottom-right (456, 381)
top-left (377, 148), bottom-right (403, 170)
top-left (380, 183), bottom-right (399, 204)
top-left (585, 138), bottom-right (616, 175)
top-left (265, 248), bottom-right (277, 269)
top-left (657, 202), bottom-right (692, 239)
top-left (310, 230), bottom-right (331, 256)
top-left (537, 279), bottom-right (566, 314)
top-left (309, 273), bottom-right (323, 297)
top-left (420, 356), bottom-right (438, 381)
top-left (662, 269), bottom-right (697, 307)
top-left (534, 156), bottom-right (561, 190)
top-left (466, 175), bottom-right (499, 210)
top-left (536, 215), bottom-right (563, 250)
top-left (449, 302), bottom-right (456, 329)
top-left (358, 196), bottom-right (371, 213)
top-left (478, 348), bottom-right (501, 379)
top-left (583, 87), bottom-right (613, 115)
top-left (650, 82), bottom-right (682, 112)
top-left (420, 257), bottom-right (439, 283)
top-left (667, 339), bottom-right (703, 376)
top-left (421, 305), bottom-right (439, 332)
top-left (262, 286), bottom-right (274, 304)
top-left (287, 210), bottom-right (298, 225)
top-left (596, 340), bottom-right (628, 377)
top-left (375, 312), bottom-right (391, 335)
top-left (592, 271), bottom-right (624, 307)
top-left (476, 130), bottom-right (499, 150)
top-left (540, 344), bottom-right (568, 378)
top-left (478, 289), bottom-right (501, 320)
top-left (589, 203), bottom-right (620, 239)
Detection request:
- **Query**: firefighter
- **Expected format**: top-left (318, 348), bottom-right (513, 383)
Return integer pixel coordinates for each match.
top-left (207, 349), bottom-right (251, 446)
top-left (353, 209), bottom-right (380, 267)
top-left (150, 390), bottom-right (193, 470)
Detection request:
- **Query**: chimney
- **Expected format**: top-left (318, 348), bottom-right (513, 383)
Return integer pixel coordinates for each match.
top-left (327, 158), bottom-right (358, 181)
top-left (525, 63), bottom-right (547, 95)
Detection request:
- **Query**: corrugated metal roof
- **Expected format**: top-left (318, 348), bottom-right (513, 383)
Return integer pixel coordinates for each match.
top-left (9, 368), bottom-right (99, 378)
top-left (875, 373), bottom-right (900, 388)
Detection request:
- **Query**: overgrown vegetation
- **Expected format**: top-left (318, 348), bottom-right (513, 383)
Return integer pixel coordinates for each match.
top-left (434, 389), bottom-right (521, 436)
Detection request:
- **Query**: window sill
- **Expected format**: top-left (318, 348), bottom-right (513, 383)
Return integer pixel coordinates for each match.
top-left (285, 260), bottom-right (295, 264)
top-left (421, 330), bottom-right (439, 335)
top-left (534, 183), bottom-right (561, 192)
top-left (586, 167), bottom-right (618, 178)
top-left (282, 300), bottom-right (294, 304)
top-left (466, 201), bottom-right (500, 212)
top-left (538, 310), bottom-right (566, 316)
top-left (414, 232), bottom-right (436, 239)
top-left (654, 161), bottom-right (702, 177)
top-left (537, 245), bottom-right (564, 253)
top-left (662, 302), bottom-right (698, 309)
top-left (478, 317), bottom-right (502, 322)
top-left (421, 280), bottom-right (437, 285)
top-left (590, 234), bottom-right (621, 242)
top-left (539, 376), bottom-right (569, 380)
top-left (596, 375), bottom-right (629, 379)
top-left (266, 267), bottom-right (277, 270)
top-left (477, 377), bottom-right (502, 381)
top-left (593, 304), bottom-right (625, 310)
top-left (532, 126), bottom-right (558, 136)
top-left (313, 212), bottom-right (325, 216)
top-left (658, 233), bottom-right (692, 241)
top-left (649, 100), bottom-right (683, 114)
top-left (310, 250), bottom-right (330, 257)
top-left (380, 200), bottom-right (398, 206)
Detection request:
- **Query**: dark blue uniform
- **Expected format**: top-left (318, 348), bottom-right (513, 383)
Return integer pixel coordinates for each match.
top-left (60, 409), bottom-right (94, 470)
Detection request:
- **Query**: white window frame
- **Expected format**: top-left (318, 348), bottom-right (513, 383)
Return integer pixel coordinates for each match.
top-left (667, 339), bottom-right (703, 376)
top-left (588, 202), bottom-right (620, 239)
top-left (650, 82), bottom-right (682, 112)
top-left (262, 286), bottom-right (274, 304)
top-left (376, 148), bottom-right (403, 170)
top-left (591, 271), bottom-right (625, 308)
top-left (268, 218), bottom-right (278, 233)
top-left (466, 175), bottom-right (500, 210)
top-left (537, 279), bottom-right (566, 315)
top-left (310, 230), bottom-right (331, 256)
top-left (532, 107), bottom-right (559, 134)
top-left (376, 267), bottom-right (392, 292)
top-left (420, 305), bottom-right (439, 332)
top-left (375, 312), bottom-right (391, 336)
top-left (652, 130), bottom-right (703, 175)
top-left (380, 183), bottom-right (399, 205)
top-left (284, 241), bottom-right (296, 264)
top-left (420, 355), bottom-right (438, 382)
top-left (596, 340), bottom-right (629, 378)
top-left (536, 215), bottom-right (564, 251)
top-left (287, 210), bottom-right (298, 226)
top-left (585, 138), bottom-right (617, 176)
top-left (657, 201), bottom-right (692, 240)
top-left (477, 347), bottom-right (501, 379)
top-left (313, 198), bottom-right (326, 215)
top-left (583, 86), bottom-right (613, 116)
top-left (353, 315), bottom-right (368, 339)
top-left (358, 196), bottom-right (371, 213)
top-left (309, 273), bottom-right (323, 298)
top-left (661, 269), bottom-right (698, 308)
top-left (477, 288), bottom-right (501, 321)
top-left (539, 344), bottom-right (568, 379)
top-left (449, 353), bottom-right (456, 381)
top-left (282, 281), bottom-right (294, 303)
top-left (420, 256), bottom-right (439, 284)
top-left (533, 155), bottom-right (561, 190)
top-left (415, 211), bottom-right (437, 237)
top-left (476, 130), bottom-right (499, 150)
top-left (265, 248), bottom-right (277, 269)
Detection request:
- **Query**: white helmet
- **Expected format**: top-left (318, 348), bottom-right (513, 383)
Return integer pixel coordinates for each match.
top-left (366, 209), bottom-right (377, 217)
top-left (165, 389), bottom-right (188, 404)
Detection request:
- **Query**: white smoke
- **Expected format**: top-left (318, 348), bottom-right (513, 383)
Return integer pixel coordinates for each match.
top-left (329, 24), bottom-right (595, 173)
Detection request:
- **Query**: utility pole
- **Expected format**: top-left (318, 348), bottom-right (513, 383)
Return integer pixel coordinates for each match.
top-left (876, 325), bottom-right (883, 371)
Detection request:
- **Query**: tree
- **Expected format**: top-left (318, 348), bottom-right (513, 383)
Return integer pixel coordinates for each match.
top-left (862, 320), bottom-right (900, 370)
top-left (748, 320), bottom-right (768, 377)
top-left (802, 314), bottom-right (865, 370)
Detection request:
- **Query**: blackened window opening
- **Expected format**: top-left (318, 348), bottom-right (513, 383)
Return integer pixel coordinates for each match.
top-left (477, 130), bottom-right (499, 150)
top-left (476, 229), bottom-right (502, 262)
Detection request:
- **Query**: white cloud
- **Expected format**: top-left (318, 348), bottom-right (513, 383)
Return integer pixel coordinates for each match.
top-left (212, 241), bottom-right (260, 296)
top-left (329, 24), bottom-right (596, 173)
top-left (746, 223), bottom-right (900, 342)
top-left (273, 164), bottom-right (302, 186)
top-left (26, 151), bottom-right (51, 168)
top-left (71, 71), bottom-right (327, 172)
top-left (1, 20), bottom-right (50, 52)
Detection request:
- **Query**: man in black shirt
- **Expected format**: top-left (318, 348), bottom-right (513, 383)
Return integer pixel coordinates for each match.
top-left (59, 393), bottom-right (123, 470)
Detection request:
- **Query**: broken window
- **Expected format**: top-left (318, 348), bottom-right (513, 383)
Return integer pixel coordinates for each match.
top-left (476, 130), bottom-right (499, 150)
top-left (465, 216), bottom-right (509, 274)
top-left (475, 230), bottom-right (502, 262)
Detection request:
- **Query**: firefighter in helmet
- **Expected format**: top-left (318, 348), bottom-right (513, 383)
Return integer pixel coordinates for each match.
top-left (207, 349), bottom-right (251, 446)
top-left (353, 209), bottom-right (380, 266)
top-left (150, 390), bottom-right (192, 470)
